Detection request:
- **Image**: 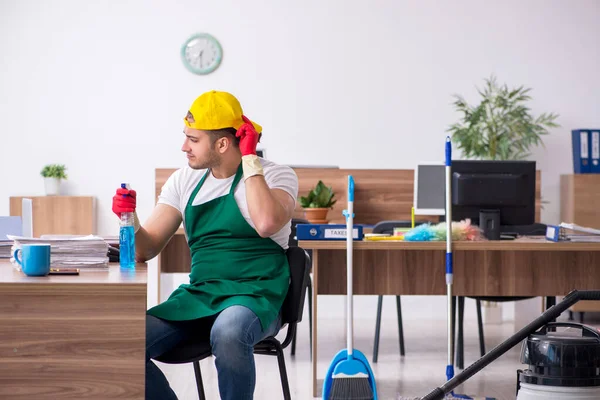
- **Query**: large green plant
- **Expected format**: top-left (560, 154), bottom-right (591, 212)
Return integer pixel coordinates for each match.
top-left (299, 180), bottom-right (336, 208)
top-left (447, 76), bottom-right (559, 160)
top-left (40, 164), bottom-right (68, 179)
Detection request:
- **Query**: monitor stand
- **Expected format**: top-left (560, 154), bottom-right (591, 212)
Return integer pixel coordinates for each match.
top-left (479, 209), bottom-right (501, 240)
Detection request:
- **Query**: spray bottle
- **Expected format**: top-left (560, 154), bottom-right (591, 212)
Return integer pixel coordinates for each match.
top-left (119, 183), bottom-right (136, 269)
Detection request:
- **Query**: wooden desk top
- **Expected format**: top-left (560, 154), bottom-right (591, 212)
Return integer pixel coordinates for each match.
top-left (0, 262), bottom-right (147, 285)
top-left (299, 237), bottom-right (600, 251)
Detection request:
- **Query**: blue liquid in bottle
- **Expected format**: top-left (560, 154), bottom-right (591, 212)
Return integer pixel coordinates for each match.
top-left (119, 183), bottom-right (136, 269)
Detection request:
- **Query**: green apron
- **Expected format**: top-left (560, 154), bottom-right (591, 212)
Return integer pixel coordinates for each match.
top-left (147, 164), bottom-right (290, 331)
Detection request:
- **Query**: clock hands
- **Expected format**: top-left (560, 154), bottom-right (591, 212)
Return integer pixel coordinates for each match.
top-left (198, 50), bottom-right (203, 68)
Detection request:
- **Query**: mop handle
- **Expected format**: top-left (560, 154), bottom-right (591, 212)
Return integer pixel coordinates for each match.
top-left (445, 137), bottom-right (454, 374)
top-left (345, 175), bottom-right (355, 356)
top-left (445, 136), bottom-right (452, 281)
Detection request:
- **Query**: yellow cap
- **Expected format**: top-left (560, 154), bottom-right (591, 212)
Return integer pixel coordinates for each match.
top-left (183, 90), bottom-right (262, 133)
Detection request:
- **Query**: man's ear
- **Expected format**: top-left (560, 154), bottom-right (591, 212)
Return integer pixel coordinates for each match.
top-left (216, 136), bottom-right (230, 153)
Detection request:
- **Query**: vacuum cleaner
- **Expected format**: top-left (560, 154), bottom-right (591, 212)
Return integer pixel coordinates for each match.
top-left (417, 290), bottom-right (600, 400)
top-left (516, 321), bottom-right (600, 399)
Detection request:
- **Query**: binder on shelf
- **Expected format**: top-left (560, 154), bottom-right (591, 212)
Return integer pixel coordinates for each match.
top-left (296, 224), bottom-right (363, 240)
top-left (591, 130), bottom-right (600, 173)
top-left (572, 129), bottom-right (591, 173)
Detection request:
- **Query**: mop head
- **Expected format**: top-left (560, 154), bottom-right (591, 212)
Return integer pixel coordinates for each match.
top-left (397, 395), bottom-right (495, 400)
top-left (403, 219), bottom-right (484, 242)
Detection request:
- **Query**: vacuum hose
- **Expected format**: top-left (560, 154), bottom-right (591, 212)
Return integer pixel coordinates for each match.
top-left (421, 290), bottom-right (600, 400)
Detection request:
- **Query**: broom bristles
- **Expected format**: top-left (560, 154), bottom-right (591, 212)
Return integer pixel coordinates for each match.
top-left (329, 376), bottom-right (374, 400)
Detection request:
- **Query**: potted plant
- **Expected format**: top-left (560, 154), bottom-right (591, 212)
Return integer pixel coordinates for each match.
top-left (40, 164), bottom-right (67, 195)
top-left (447, 75), bottom-right (560, 160)
top-left (298, 180), bottom-right (337, 224)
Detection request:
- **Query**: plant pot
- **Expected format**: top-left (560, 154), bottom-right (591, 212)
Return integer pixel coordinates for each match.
top-left (44, 177), bottom-right (61, 196)
top-left (303, 208), bottom-right (330, 224)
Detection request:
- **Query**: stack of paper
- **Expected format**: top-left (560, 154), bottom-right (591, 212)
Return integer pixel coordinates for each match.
top-left (0, 240), bottom-right (12, 258)
top-left (8, 235), bottom-right (109, 270)
top-left (558, 223), bottom-right (600, 242)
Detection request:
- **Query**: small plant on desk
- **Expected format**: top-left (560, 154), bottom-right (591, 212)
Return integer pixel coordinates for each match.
top-left (299, 180), bottom-right (337, 224)
top-left (40, 164), bottom-right (68, 196)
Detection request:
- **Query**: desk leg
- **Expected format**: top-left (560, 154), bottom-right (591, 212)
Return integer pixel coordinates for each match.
top-left (312, 250), bottom-right (319, 398)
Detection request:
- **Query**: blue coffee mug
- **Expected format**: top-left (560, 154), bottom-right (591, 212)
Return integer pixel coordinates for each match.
top-left (14, 244), bottom-right (51, 276)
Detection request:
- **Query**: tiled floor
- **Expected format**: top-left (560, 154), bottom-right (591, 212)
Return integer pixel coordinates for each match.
top-left (154, 311), bottom-right (596, 400)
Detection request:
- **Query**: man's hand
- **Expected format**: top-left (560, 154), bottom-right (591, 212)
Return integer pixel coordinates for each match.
top-left (236, 115), bottom-right (259, 156)
top-left (112, 188), bottom-right (136, 218)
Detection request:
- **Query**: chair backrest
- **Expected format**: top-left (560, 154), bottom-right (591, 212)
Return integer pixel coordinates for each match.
top-left (281, 246), bottom-right (311, 326)
top-left (372, 219), bottom-right (429, 234)
top-left (288, 218), bottom-right (309, 248)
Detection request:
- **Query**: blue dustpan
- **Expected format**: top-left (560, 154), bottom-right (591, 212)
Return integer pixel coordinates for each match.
top-left (322, 348), bottom-right (378, 399)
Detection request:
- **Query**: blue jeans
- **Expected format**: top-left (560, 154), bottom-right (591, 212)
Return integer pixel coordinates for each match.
top-left (146, 305), bottom-right (281, 400)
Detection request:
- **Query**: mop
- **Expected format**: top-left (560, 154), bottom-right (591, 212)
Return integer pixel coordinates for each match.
top-left (323, 175), bottom-right (377, 400)
top-left (398, 137), bottom-right (479, 400)
top-left (440, 137), bottom-right (478, 399)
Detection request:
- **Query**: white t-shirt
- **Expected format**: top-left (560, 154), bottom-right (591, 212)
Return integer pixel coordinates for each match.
top-left (157, 158), bottom-right (299, 249)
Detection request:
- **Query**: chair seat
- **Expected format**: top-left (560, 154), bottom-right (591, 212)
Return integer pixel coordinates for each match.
top-left (155, 340), bottom-right (212, 364)
top-left (155, 333), bottom-right (285, 365)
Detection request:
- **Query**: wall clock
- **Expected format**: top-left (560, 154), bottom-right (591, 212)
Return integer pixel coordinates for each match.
top-left (181, 33), bottom-right (223, 75)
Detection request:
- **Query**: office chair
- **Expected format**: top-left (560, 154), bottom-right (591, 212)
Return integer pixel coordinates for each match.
top-left (288, 218), bottom-right (313, 358)
top-left (371, 220), bottom-right (422, 362)
top-left (155, 246), bottom-right (311, 400)
top-left (455, 296), bottom-right (528, 369)
top-left (454, 295), bottom-right (555, 369)
top-left (371, 219), bottom-right (432, 362)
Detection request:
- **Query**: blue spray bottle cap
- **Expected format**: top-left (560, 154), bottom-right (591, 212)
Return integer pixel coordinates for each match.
top-left (121, 183), bottom-right (130, 198)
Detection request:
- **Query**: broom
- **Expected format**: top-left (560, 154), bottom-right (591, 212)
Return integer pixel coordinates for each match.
top-left (322, 175), bottom-right (378, 400)
top-left (398, 138), bottom-right (483, 400)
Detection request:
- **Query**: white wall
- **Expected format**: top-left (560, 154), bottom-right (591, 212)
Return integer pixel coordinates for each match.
top-left (2, 0), bottom-right (599, 323)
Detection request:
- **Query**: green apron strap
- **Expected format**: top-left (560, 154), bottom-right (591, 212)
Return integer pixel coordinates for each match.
top-left (186, 169), bottom-right (210, 209)
top-left (229, 163), bottom-right (244, 195)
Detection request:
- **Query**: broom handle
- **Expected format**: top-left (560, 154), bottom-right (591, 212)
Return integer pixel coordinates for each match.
top-left (346, 175), bottom-right (355, 356)
top-left (445, 137), bottom-right (454, 378)
top-left (347, 199), bottom-right (354, 355)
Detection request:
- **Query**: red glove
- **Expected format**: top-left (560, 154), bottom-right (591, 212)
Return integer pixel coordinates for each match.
top-left (112, 188), bottom-right (136, 218)
top-left (235, 115), bottom-right (259, 156)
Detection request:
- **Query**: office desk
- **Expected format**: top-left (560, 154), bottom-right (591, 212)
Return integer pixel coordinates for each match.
top-left (299, 238), bottom-right (600, 397)
top-left (0, 262), bottom-right (147, 399)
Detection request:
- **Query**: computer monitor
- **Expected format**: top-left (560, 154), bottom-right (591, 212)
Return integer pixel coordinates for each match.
top-left (413, 162), bottom-right (446, 216)
top-left (451, 160), bottom-right (536, 226)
